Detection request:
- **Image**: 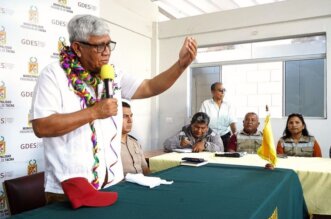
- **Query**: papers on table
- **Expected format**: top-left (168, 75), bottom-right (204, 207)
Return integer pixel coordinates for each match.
top-left (172, 148), bottom-right (192, 153)
top-left (180, 160), bottom-right (208, 167)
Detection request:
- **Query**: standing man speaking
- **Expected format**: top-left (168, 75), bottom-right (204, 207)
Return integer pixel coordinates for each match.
top-left (30, 14), bottom-right (197, 203)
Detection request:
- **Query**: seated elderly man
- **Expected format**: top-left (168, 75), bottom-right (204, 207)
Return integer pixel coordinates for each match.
top-left (227, 112), bottom-right (262, 153)
top-left (121, 101), bottom-right (150, 175)
top-left (163, 112), bottom-right (223, 153)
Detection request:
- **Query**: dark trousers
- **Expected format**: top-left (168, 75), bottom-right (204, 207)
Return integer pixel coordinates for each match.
top-left (221, 132), bottom-right (231, 152)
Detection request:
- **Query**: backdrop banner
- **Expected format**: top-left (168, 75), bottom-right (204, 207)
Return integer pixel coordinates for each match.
top-left (0, 1), bottom-right (99, 217)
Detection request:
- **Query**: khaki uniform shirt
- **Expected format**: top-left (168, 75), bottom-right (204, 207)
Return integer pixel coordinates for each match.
top-left (121, 135), bottom-right (148, 175)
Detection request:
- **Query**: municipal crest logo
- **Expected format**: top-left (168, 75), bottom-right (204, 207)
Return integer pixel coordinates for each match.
top-left (0, 136), bottom-right (5, 156)
top-left (58, 37), bottom-right (66, 52)
top-left (0, 191), bottom-right (6, 210)
top-left (29, 6), bottom-right (38, 24)
top-left (58, 0), bottom-right (67, 6)
top-left (0, 26), bottom-right (6, 46)
top-left (52, 0), bottom-right (73, 13)
top-left (28, 159), bottom-right (37, 175)
top-left (0, 81), bottom-right (5, 101)
top-left (27, 111), bottom-right (32, 127)
top-left (28, 57), bottom-right (38, 75)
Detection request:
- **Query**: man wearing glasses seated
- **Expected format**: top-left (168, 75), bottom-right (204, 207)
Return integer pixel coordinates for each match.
top-left (163, 112), bottom-right (224, 153)
top-left (30, 14), bottom-right (197, 203)
top-left (199, 82), bottom-right (237, 152)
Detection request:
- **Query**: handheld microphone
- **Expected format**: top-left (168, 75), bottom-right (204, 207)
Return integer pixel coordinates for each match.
top-left (100, 64), bottom-right (115, 98)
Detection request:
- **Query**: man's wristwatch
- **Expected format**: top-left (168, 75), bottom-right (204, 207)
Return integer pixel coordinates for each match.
top-left (204, 141), bottom-right (208, 149)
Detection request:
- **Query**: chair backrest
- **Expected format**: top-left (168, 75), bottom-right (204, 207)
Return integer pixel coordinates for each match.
top-left (3, 172), bottom-right (46, 215)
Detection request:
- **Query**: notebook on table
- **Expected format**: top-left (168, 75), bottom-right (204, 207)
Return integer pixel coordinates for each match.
top-left (180, 157), bottom-right (208, 167)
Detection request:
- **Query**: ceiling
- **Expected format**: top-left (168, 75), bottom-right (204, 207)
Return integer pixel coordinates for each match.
top-left (151, 0), bottom-right (285, 21)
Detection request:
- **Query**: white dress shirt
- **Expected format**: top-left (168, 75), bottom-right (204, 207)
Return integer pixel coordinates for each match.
top-left (200, 99), bottom-right (236, 136)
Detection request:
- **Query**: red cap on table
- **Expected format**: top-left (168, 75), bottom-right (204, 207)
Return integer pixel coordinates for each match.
top-left (61, 177), bottom-right (118, 209)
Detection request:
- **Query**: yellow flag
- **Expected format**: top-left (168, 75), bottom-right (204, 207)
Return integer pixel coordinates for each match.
top-left (257, 115), bottom-right (277, 166)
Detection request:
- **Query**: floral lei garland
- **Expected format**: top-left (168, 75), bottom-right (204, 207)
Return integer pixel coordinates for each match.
top-left (59, 45), bottom-right (101, 189)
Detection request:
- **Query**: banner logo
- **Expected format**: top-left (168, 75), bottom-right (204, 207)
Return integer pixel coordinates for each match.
top-left (58, 37), bottom-right (66, 52)
top-left (0, 117), bottom-right (14, 125)
top-left (20, 142), bottom-right (42, 150)
top-left (0, 81), bottom-right (6, 101)
top-left (28, 57), bottom-right (38, 75)
top-left (51, 19), bottom-right (66, 27)
top-left (51, 36), bottom-right (66, 59)
top-left (0, 136), bottom-right (13, 162)
top-left (0, 62), bottom-right (14, 70)
top-left (78, 2), bottom-right (97, 11)
top-left (0, 25), bottom-right (15, 53)
top-left (0, 136), bottom-right (5, 156)
top-left (52, 0), bottom-right (73, 13)
top-left (28, 159), bottom-right (37, 175)
top-left (28, 111), bottom-right (32, 127)
top-left (20, 112), bottom-right (34, 133)
top-left (0, 190), bottom-right (9, 217)
top-left (58, 0), bottom-right (67, 6)
top-left (0, 171), bottom-right (13, 180)
top-left (20, 58), bottom-right (38, 81)
top-left (0, 7), bottom-right (14, 16)
top-left (21, 6), bottom-right (45, 32)
top-left (29, 6), bottom-right (38, 24)
top-left (0, 81), bottom-right (14, 109)
top-left (21, 39), bottom-right (45, 47)
top-left (0, 191), bottom-right (6, 210)
top-left (0, 26), bottom-right (6, 46)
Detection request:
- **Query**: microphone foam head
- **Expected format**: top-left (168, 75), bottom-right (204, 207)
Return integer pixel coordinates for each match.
top-left (100, 64), bottom-right (115, 80)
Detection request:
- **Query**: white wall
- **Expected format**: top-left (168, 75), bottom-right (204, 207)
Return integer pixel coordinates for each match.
top-left (222, 62), bottom-right (283, 119)
top-left (100, 0), bottom-right (159, 150)
top-left (157, 0), bottom-right (331, 157)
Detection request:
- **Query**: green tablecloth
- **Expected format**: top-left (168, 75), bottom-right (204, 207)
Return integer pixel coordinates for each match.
top-left (149, 153), bottom-right (331, 215)
top-left (12, 164), bottom-right (308, 219)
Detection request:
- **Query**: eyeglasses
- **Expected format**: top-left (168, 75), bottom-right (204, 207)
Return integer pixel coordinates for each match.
top-left (78, 40), bottom-right (116, 53)
top-left (216, 88), bottom-right (226, 93)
